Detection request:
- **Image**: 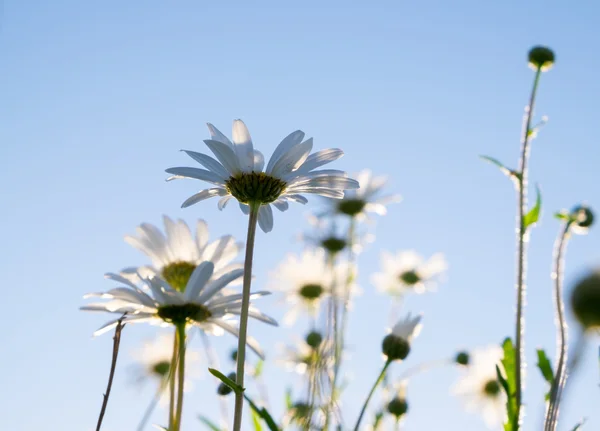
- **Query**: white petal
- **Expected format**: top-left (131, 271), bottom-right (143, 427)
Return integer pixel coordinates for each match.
top-left (181, 188), bottom-right (226, 208)
top-left (195, 219), bottom-right (209, 250)
top-left (294, 148), bottom-right (344, 175)
top-left (182, 150), bottom-right (229, 180)
top-left (272, 199), bottom-right (289, 212)
top-left (269, 138), bottom-right (313, 178)
top-left (224, 307), bottom-right (278, 326)
top-left (286, 187), bottom-right (344, 199)
top-left (203, 139), bottom-right (241, 174)
top-left (283, 194), bottom-right (308, 204)
top-left (184, 261), bottom-right (215, 301)
top-left (284, 169), bottom-right (347, 184)
top-left (203, 236), bottom-right (239, 266)
top-left (289, 176), bottom-right (359, 190)
top-left (258, 205), bottom-right (274, 233)
top-left (196, 268), bottom-right (245, 304)
top-left (104, 272), bottom-right (139, 290)
top-left (207, 122), bottom-right (233, 148)
top-left (265, 130), bottom-right (305, 174)
top-left (209, 319), bottom-right (265, 359)
top-left (163, 216), bottom-right (196, 262)
top-left (218, 195), bottom-right (234, 210)
top-left (165, 167), bottom-right (225, 185)
top-left (239, 202), bottom-right (250, 215)
top-left (232, 119), bottom-right (254, 172)
top-left (253, 150), bottom-right (265, 172)
top-left (207, 291), bottom-right (271, 308)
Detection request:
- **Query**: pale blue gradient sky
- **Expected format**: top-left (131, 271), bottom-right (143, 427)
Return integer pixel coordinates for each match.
top-left (1, 1), bottom-right (599, 430)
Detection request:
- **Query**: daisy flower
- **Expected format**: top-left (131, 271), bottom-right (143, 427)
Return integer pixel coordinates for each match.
top-left (81, 261), bottom-right (276, 358)
top-left (121, 215), bottom-right (243, 291)
top-left (129, 333), bottom-right (201, 404)
top-left (269, 249), bottom-right (357, 325)
top-left (165, 119), bottom-right (359, 233)
top-left (382, 314), bottom-right (423, 361)
top-left (453, 345), bottom-right (507, 429)
top-left (277, 332), bottom-right (333, 376)
top-left (300, 214), bottom-right (373, 255)
top-left (371, 250), bottom-right (448, 297)
top-left (318, 169), bottom-right (401, 220)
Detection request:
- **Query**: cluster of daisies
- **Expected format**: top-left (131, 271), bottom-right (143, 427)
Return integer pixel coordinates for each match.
top-left (81, 120), bottom-right (511, 431)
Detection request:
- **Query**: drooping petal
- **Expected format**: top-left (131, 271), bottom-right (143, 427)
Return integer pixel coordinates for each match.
top-left (232, 119), bottom-right (255, 172)
top-left (269, 138), bottom-right (313, 178)
top-left (165, 167), bottom-right (225, 186)
top-left (182, 150), bottom-right (229, 180)
top-left (218, 195), bottom-right (234, 210)
top-left (258, 204), bottom-right (274, 233)
top-left (239, 202), bottom-right (250, 214)
top-left (272, 199), bottom-right (289, 212)
top-left (181, 188), bottom-right (227, 208)
top-left (266, 130), bottom-right (305, 174)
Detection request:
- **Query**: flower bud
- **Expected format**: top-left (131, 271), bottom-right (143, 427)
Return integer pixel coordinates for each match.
top-left (230, 349), bottom-right (238, 363)
top-left (528, 46), bottom-right (555, 71)
top-left (305, 331), bottom-right (323, 349)
top-left (382, 334), bottom-right (411, 361)
top-left (217, 372), bottom-right (236, 396)
top-left (387, 397), bottom-right (408, 418)
top-left (570, 205), bottom-right (594, 235)
top-left (455, 351), bottom-right (470, 366)
top-left (571, 271), bottom-right (600, 330)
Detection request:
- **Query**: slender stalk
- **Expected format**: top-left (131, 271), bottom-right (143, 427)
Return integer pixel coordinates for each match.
top-left (95, 316), bottom-right (126, 431)
top-left (353, 360), bottom-right (392, 431)
top-left (232, 202), bottom-right (261, 431)
top-left (136, 382), bottom-right (165, 431)
top-left (168, 327), bottom-right (178, 430)
top-left (323, 252), bottom-right (338, 430)
top-left (545, 222), bottom-right (573, 430)
top-left (513, 67), bottom-right (542, 429)
top-left (200, 330), bottom-right (229, 428)
top-left (173, 323), bottom-right (187, 431)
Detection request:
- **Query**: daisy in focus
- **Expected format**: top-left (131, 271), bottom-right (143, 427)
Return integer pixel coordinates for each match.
top-left (318, 169), bottom-right (401, 220)
top-left (81, 261), bottom-right (276, 358)
top-left (121, 216), bottom-right (243, 290)
top-left (453, 346), bottom-right (507, 429)
top-left (165, 119), bottom-right (359, 232)
top-left (129, 333), bottom-right (201, 404)
top-left (371, 250), bottom-right (448, 297)
top-left (269, 249), bottom-right (358, 325)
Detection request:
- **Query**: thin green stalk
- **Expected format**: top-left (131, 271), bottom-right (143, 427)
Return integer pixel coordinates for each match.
top-left (173, 323), bottom-right (187, 431)
top-left (232, 201), bottom-right (261, 431)
top-left (513, 67), bottom-right (542, 429)
top-left (353, 360), bottom-right (392, 431)
top-left (545, 222), bottom-right (572, 431)
top-left (168, 327), bottom-right (178, 430)
top-left (95, 316), bottom-right (126, 431)
top-left (323, 252), bottom-right (338, 430)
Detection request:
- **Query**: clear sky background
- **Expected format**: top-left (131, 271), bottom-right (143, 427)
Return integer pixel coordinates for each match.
top-left (1, 1), bottom-right (599, 430)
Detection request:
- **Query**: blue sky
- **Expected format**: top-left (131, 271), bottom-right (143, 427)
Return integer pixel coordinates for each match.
top-left (1, 1), bottom-right (599, 430)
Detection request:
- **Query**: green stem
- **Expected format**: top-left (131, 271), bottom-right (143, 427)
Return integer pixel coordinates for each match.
top-left (173, 323), bottom-right (187, 431)
top-left (168, 327), bottom-right (178, 430)
top-left (323, 252), bottom-right (338, 430)
top-left (353, 360), bottom-right (391, 431)
top-left (232, 202), bottom-right (261, 431)
top-left (514, 67), bottom-right (542, 430)
top-left (545, 222), bottom-right (572, 431)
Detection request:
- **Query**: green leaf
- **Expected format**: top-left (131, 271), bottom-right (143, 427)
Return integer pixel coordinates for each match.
top-left (554, 211), bottom-right (570, 221)
top-left (198, 416), bottom-right (222, 431)
top-left (499, 338), bottom-right (518, 431)
top-left (251, 409), bottom-right (263, 431)
top-left (480, 155), bottom-right (518, 179)
top-left (244, 394), bottom-right (280, 431)
top-left (524, 184), bottom-right (542, 229)
top-left (254, 359), bottom-right (264, 378)
top-left (208, 368), bottom-right (244, 394)
top-left (536, 349), bottom-right (555, 400)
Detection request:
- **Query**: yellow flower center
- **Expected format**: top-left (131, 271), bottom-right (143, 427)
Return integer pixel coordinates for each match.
top-left (161, 261), bottom-right (197, 292)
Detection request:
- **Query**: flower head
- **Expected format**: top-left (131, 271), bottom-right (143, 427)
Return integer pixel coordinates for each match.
top-left (165, 120), bottom-right (359, 232)
top-left (300, 214), bottom-right (372, 255)
top-left (453, 345), bottom-right (507, 429)
top-left (277, 332), bottom-right (333, 376)
top-left (571, 269), bottom-right (600, 331)
top-left (570, 205), bottom-right (594, 235)
top-left (382, 314), bottom-right (422, 361)
top-left (372, 250), bottom-right (448, 297)
top-left (121, 216), bottom-right (243, 291)
top-left (528, 46), bottom-right (555, 72)
top-left (81, 262), bottom-right (276, 358)
top-left (269, 249), bottom-right (357, 325)
top-left (318, 169), bottom-right (401, 220)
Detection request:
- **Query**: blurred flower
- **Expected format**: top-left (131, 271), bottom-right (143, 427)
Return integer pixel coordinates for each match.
top-left (121, 216), bottom-right (243, 291)
top-left (453, 345), bottom-right (506, 429)
top-left (81, 262), bottom-right (276, 358)
top-left (129, 333), bottom-right (200, 404)
top-left (318, 169), bottom-right (401, 220)
top-left (382, 313), bottom-right (422, 361)
top-left (571, 269), bottom-right (600, 331)
top-left (269, 249), bottom-right (358, 325)
top-left (372, 250), bottom-right (448, 297)
top-left (165, 119), bottom-right (358, 232)
top-left (300, 214), bottom-right (373, 255)
top-left (277, 333), bottom-right (333, 376)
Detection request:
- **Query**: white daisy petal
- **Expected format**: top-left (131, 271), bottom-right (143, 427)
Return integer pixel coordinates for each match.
top-left (239, 202), bottom-right (250, 215)
top-left (272, 199), bottom-right (289, 212)
top-left (182, 150), bottom-right (229, 180)
top-left (181, 188), bottom-right (226, 208)
top-left (203, 139), bottom-right (241, 174)
top-left (165, 167), bottom-right (225, 186)
top-left (269, 138), bottom-right (314, 178)
top-left (232, 119), bottom-right (255, 172)
top-left (196, 268), bottom-right (245, 304)
top-left (258, 204), bottom-right (274, 233)
top-left (195, 219), bottom-right (209, 250)
top-left (294, 148), bottom-right (344, 175)
top-left (217, 195), bottom-right (234, 210)
top-left (207, 122), bottom-right (234, 148)
top-left (253, 150), bottom-right (265, 172)
top-left (184, 261), bottom-right (215, 301)
top-left (265, 130), bottom-right (305, 174)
